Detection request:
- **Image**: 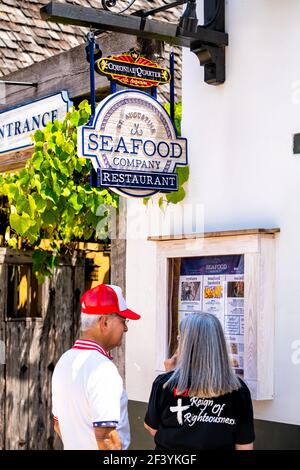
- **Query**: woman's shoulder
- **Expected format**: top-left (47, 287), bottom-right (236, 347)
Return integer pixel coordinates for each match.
top-left (152, 371), bottom-right (173, 388)
top-left (237, 377), bottom-right (251, 390)
top-left (232, 377), bottom-right (252, 399)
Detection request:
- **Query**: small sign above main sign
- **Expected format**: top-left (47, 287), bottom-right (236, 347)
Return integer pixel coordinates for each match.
top-left (0, 91), bottom-right (72, 155)
top-left (95, 49), bottom-right (171, 89)
top-left (77, 90), bottom-right (188, 198)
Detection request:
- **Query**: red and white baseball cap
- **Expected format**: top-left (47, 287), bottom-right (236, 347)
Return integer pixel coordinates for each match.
top-left (80, 284), bottom-right (140, 320)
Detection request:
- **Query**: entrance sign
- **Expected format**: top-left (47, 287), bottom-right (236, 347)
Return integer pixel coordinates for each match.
top-left (0, 91), bottom-right (72, 155)
top-left (95, 49), bottom-right (171, 89)
top-left (78, 90), bottom-right (188, 197)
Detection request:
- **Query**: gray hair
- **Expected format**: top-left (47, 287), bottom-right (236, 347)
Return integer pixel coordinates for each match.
top-left (164, 312), bottom-right (241, 398)
top-left (81, 313), bottom-right (102, 331)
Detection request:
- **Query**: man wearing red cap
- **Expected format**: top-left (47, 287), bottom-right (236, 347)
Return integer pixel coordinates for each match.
top-left (51, 284), bottom-right (140, 450)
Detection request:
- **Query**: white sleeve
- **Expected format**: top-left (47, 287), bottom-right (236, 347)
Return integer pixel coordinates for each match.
top-left (86, 361), bottom-right (123, 428)
top-left (51, 372), bottom-right (59, 422)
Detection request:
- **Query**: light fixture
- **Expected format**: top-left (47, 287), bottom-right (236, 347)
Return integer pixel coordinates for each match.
top-left (178, 0), bottom-right (198, 34)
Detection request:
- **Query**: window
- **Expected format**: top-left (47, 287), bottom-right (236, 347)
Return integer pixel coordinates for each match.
top-left (7, 264), bottom-right (41, 318)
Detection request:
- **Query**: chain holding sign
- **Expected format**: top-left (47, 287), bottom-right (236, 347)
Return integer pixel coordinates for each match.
top-left (78, 90), bottom-right (188, 198)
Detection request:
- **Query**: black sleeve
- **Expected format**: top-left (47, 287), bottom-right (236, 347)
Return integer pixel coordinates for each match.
top-left (144, 374), bottom-right (166, 430)
top-left (234, 380), bottom-right (255, 445)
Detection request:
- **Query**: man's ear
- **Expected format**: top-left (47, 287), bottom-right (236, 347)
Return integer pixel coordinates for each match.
top-left (98, 315), bottom-right (108, 330)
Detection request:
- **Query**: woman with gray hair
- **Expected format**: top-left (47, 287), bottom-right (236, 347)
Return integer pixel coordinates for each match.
top-left (144, 312), bottom-right (254, 450)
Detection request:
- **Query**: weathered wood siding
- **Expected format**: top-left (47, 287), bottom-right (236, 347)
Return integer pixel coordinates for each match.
top-left (0, 248), bottom-right (86, 450)
top-left (0, 263), bottom-right (7, 450)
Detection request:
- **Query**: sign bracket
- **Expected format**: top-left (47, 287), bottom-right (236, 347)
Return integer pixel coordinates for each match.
top-left (41, 0), bottom-right (227, 86)
top-left (0, 81), bottom-right (38, 87)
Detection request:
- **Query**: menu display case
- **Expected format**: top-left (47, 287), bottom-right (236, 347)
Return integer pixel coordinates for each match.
top-left (150, 228), bottom-right (279, 400)
top-left (177, 254), bottom-right (245, 375)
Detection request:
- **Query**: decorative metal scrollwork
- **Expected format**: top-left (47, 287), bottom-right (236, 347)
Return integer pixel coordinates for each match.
top-left (101, 0), bottom-right (137, 14)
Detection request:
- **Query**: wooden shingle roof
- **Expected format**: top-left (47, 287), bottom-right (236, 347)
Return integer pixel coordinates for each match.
top-left (0, 0), bottom-right (182, 77)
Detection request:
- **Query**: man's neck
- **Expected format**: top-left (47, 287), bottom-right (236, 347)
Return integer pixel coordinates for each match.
top-left (79, 333), bottom-right (109, 352)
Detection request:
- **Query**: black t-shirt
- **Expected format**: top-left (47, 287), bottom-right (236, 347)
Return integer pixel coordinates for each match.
top-left (145, 372), bottom-right (255, 450)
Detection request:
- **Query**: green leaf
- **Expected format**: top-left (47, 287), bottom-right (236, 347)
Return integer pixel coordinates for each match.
top-left (79, 100), bottom-right (91, 114)
top-left (42, 187), bottom-right (58, 204)
top-left (50, 253), bottom-right (59, 270)
top-left (64, 141), bottom-right (74, 155)
top-left (10, 213), bottom-right (33, 235)
top-left (19, 171), bottom-right (31, 186)
top-left (62, 187), bottom-right (71, 198)
top-left (32, 194), bottom-right (47, 213)
top-left (52, 157), bottom-right (62, 171)
top-left (69, 193), bottom-right (83, 212)
top-left (164, 101), bottom-right (182, 135)
top-left (32, 249), bottom-right (48, 265)
top-left (28, 194), bottom-right (36, 218)
top-left (53, 120), bottom-right (62, 131)
top-left (43, 209), bottom-right (57, 225)
top-left (74, 158), bottom-right (84, 172)
top-left (34, 129), bottom-right (44, 142)
top-left (59, 163), bottom-right (69, 177)
top-left (77, 189), bottom-right (87, 204)
top-left (70, 111), bottom-right (80, 127)
top-left (32, 249), bottom-right (55, 284)
top-left (16, 194), bottom-right (30, 214)
top-left (47, 140), bottom-right (56, 151)
top-left (53, 180), bottom-right (61, 197)
top-left (166, 186), bottom-right (186, 204)
top-left (158, 197), bottom-right (164, 209)
top-left (25, 223), bottom-right (40, 244)
top-left (3, 183), bottom-right (19, 200)
top-left (40, 159), bottom-right (51, 172)
top-left (32, 175), bottom-right (41, 192)
top-left (176, 165), bottom-right (189, 186)
top-left (35, 141), bottom-right (44, 150)
top-left (55, 131), bottom-right (64, 147)
top-left (35, 273), bottom-right (45, 284)
top-left (7, 237), bottom-right (18, 249)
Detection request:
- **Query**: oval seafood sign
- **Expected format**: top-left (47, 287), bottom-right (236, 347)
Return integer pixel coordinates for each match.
top-left (78, 90), bottom-right (188, 198)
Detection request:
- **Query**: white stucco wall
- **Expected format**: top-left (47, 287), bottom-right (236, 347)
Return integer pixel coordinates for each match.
top-left (126, 0), bottom-right (300, 425)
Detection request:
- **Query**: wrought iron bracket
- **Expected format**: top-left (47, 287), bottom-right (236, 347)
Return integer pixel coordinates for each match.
top-left (191, 42), bottom-right (225, 85)
top-left (41, 0), bottom-right (227, 85)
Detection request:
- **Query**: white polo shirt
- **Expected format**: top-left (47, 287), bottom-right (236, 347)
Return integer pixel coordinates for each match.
top-left (52, 339), bottom-right (130, 450)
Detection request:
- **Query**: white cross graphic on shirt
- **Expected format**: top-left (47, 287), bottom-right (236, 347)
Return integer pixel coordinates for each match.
top-left (170, 398), bottom-right (190, 425)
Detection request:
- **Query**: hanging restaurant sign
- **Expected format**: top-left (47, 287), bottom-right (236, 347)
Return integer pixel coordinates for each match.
top-left (95, 49), bottom-right (171, 89)
top-left (0, 91), bottom-right (72, 155)
top-left (77, 90), bottom-right (188, 198)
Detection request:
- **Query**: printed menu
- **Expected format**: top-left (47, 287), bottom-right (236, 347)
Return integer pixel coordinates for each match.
top-left (178, 255), bottom-right (244, 376)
